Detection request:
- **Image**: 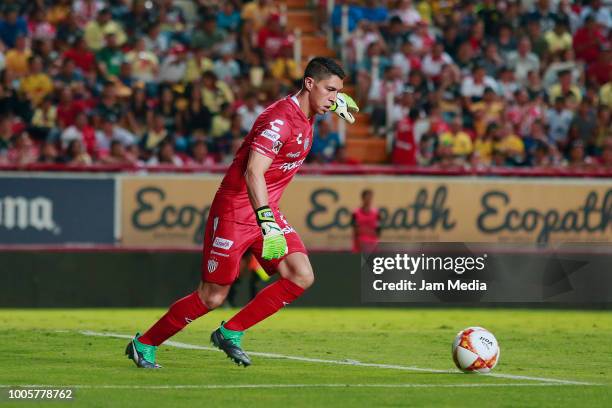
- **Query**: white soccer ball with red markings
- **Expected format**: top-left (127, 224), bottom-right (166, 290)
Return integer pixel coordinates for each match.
top-left (452, 327), bottom-right (500, 373)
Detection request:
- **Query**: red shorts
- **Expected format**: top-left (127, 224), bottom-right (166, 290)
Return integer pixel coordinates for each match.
top-left (201, 209), bottom-right (307, 285)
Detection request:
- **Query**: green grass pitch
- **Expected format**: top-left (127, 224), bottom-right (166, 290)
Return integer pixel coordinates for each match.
top-left (0, 308), bottom-right (610, 407)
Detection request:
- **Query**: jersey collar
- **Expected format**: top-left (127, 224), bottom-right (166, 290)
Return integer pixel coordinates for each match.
top-left (290, 94), bottom-right (312, 122)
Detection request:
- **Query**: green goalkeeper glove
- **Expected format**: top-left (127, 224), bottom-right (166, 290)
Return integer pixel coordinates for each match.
top-left (330, 92), bottom-right (359, 124)
top-left (255, 205), bottom-right (287, 260)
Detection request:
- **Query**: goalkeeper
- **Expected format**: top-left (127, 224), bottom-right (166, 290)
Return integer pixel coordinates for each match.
top-left (125, 57), bottom-right (358, 368)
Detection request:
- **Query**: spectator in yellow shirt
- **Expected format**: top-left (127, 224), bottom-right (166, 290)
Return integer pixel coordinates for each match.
top-left (201, 71), bottom-right (234, 114)
top-left (30, 96), bottom-right (57, 141)
top-left (472, 123), bottom-right (498, 165)
top-left (184, 48), bottom-right (214, 84)
top-left (600, 82), bottom-right (612, 108)
top-left (548, 69), bottom-right (581, 105)
top-left (125, 37), bottom-right (159, 84)
top-left (21, 56), bottom-right (53, 106)
top-left (31, 96), bottom-right (57, 128)
top-left (469, 87), bottom-right (504, 137)
top-left (438, 116), bottom-right (473, 163)
top-left (210, 103), bottom-right (232, 139)
top-left (241, 0), bottom-right (278, 31)
top-left (544, 18), bottom-right (573, 55)
top-left (4, 35), bottom-right (31, 77)
top-left (270, 44), bottom-right (301, 88)
top-left (494, 123), bottom-right (525, 165)
top-left (84, 8), bottom-right (126, 51)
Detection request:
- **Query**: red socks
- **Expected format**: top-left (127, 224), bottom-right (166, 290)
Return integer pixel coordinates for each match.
top-left (224, 278), bottom-right (305, 332)
top-left (139, 278), bottom-right (305, 344)
top-left (139, 291), bottom-right (209, 346)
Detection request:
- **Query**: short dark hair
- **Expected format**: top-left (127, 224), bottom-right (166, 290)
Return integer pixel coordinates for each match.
top-left (303, 57), bottom-right (345, 85)
top-left (361, 189), bottom-right (373, 199)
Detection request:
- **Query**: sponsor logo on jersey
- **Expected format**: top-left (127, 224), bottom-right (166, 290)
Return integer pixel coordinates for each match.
top-left (212, 237), bottom-right (234, 250)
top-left (261, 129), bottom-right (281, 142)
top-left (207, 259), bottom-right (219, 273)
top-left (210, 250), bottom-right (230, 257)
top-left (279, 158), bottom-right (306, 172)
top-left (286, 151), bottom-right (301, 158)
top-left (269, 119), bottom-right (284, 132)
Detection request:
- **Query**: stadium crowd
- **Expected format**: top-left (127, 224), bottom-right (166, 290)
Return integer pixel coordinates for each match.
top-left (0, 0), bottom-right (609, 169)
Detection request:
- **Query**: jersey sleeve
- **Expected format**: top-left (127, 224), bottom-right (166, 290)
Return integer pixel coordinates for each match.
top-left (251, 112), bottom-right (292, 159)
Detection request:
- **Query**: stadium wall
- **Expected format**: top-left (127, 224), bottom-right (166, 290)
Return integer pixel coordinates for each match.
top-left (1, 250), bottom-right (609, 309)
top-left (1, 172), bottom-right (611, 308)
top-left (1, 172), bottom-right (611, 249)
top-left (0, 251), bottom-right (360, 307)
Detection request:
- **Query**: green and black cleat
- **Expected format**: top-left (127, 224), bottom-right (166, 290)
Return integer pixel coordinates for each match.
top-left (210, 322), bottom-right (252, 367)
top-left (125, 333), bottom-right (162, 369)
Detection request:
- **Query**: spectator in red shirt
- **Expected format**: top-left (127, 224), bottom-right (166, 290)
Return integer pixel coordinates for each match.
top-left (392, 115), bottom-right (417, 165)
top-left (61, 111), bottom-right (97, 156)
top-left (63, 36), bottom-right (96, 74)
top-left (586, 45), bottom-right (611, 86)
top-left (28, 8), bottom-right (56, 40)
top-left (56, 87), bottom-right (84, 128)
top-left (573, 15), bottom-right (605, 63)
top-left (467, 19), bottom-right (486, 56)
top-left (351, 189), bottom-right (381, 253)
top-left (7, 131), bottom-right (38, 165)
top-left (257, 14), bottom-right (287, 59)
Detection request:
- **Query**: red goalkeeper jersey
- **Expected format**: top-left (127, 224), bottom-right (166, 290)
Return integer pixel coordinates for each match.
top-left (211, 95), bottom-right (314, 225)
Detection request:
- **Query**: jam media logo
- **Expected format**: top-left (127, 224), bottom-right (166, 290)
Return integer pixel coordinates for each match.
top-left (0, 196), bottom-right (60, 234)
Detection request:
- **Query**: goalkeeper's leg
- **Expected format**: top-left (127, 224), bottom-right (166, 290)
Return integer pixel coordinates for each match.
top-left (223, 215), bottom-right (312, 333)
top-left (138, 282), bottom-right (229, 346)
top-left (223, 252), bottom-right (313, 332)
top-left (128, 214), bottom-right (254, 368)
top-left (211, 251), bottom-right (312, 366)
top-left (126, 282), bottom-right (230, 368)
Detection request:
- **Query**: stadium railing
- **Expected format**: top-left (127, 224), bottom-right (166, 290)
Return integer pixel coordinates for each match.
top-left (1, 163), bottom-right (611, 177)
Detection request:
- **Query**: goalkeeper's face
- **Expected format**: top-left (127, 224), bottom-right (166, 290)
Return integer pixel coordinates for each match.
top-left (306, 75), bottom-right (344, 115)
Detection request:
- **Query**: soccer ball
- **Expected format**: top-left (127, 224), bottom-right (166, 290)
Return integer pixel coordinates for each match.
top-left (452, 327), bottom-right (500, 373)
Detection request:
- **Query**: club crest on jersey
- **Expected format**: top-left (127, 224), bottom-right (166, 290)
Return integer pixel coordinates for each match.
top-left (261, 129), bottom-right (281, 142)
top-left (273, 140), bottom-right (283, 153)
top-left (207, 259), bottom-right (219, 273)
top-left (212, 237), bottom-right (234, 250)
top-left (304, 137), bottom-right (310, 150)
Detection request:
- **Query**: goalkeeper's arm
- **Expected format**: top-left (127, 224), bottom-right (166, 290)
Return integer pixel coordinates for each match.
top-left (245, 150), bottom-right (288, 260)
top-left (245, 150), bottom-right (273, 210)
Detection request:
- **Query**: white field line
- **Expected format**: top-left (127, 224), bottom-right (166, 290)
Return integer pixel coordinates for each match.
top-left (79, 330), bottom-right (597, 386)
top-left (0, 383), bottom-right (589, 390)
